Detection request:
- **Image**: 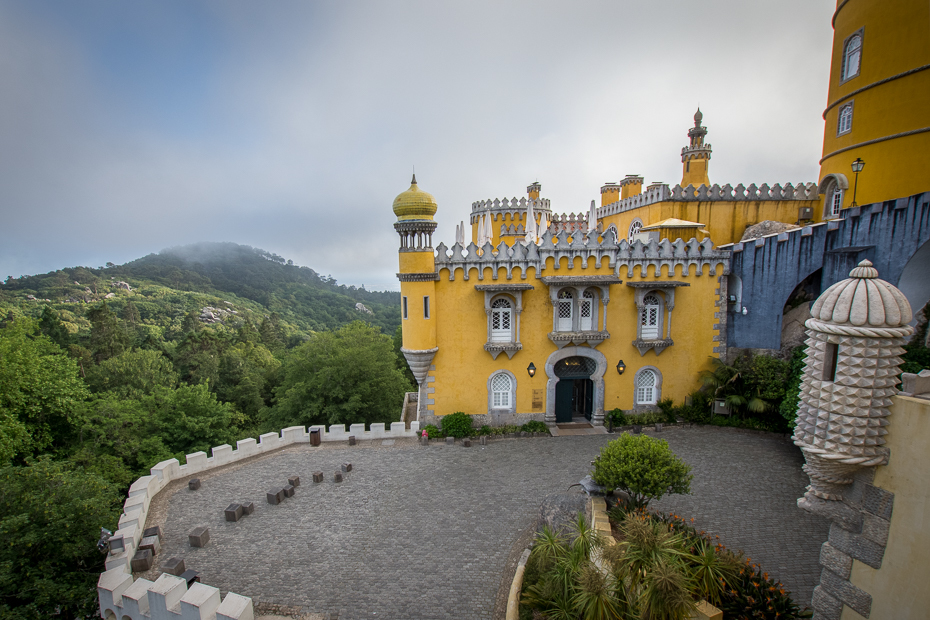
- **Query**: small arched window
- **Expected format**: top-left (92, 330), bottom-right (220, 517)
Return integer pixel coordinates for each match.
top-left (580, 290), bottom-right (596, 331)
top-left (490, 372), bottom-right (513, 408)
top-left (490, 297), bottom-right (513, 342)
top-left (636, 369), bottom-right (658, 405)
top-left (827, 183), bottom-right (843, 218)
top-left (837, 103), bottom-right (853, 136)
top-left (641, 294), bottom-right (661, 339)
top-left (557, 289), bottom-right (574, 331)
top-left (842, 34), bottom-right (862, 81)
top-left (629, 219), bottom-right (643, 243)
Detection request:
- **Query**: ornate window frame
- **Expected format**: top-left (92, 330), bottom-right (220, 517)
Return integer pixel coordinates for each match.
top-left (628, 218), bottom-right (644, 243)
top-left (633, 366), bottom-right (663, 410)
top-left (541, 276), bottom-right (621, 349)
top-left (818, 173), bottom-right (849, 219)
top-left (627, 281), bottom-right (689, 356)
top-left (487, 369), bottom-right (517, 414)
top-left (475, 283), bottom-right (534, 359)
top-left (837, 101), bottom-right (854, 137)
top-left (840, 29), bottom-right (863, 84)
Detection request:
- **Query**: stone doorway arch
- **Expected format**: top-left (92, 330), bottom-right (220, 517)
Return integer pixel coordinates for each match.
top-left (544, 346), bottom-right (607, 427)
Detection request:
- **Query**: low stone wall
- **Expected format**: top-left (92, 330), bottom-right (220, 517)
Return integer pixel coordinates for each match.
top-left (97, 421), bottom-right (421, 620)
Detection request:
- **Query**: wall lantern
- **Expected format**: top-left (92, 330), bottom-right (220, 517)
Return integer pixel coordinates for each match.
top-left (527, 362), bottom-right (536, 378)
top-left (850, 158), bottom-right (865, 207)
top-left (616, 360), bottom-right (626, 375)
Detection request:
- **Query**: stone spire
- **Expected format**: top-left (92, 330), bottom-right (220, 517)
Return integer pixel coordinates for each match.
top-left (793, 260), bottom-right (913, 503)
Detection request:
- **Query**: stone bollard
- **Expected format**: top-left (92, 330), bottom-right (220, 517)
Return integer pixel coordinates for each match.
top-left (480, 435), bottom-right (487, 446)
top-left (188, 527), bottom-right (210, 548)
top-left (445, 437), bottom-right (454, 446)
top-left (334, 472), bottom-right (343, 483)
top-left (348, 435), bottom-right (357, 446)
top-left (242, 501), bottom-right (255, 515)
top-left (288, 475), bottom-right (300, 487)
top-left (342, 462), bottom-right (353, 473)
top-left (463, 438), bottom-right (472, 447)
top-left (266, 488), bottom-right (284, 505)
top-left (225, 503), bottom-right (244, 522)
top-left (130, 549), bottom-right (153, 572)
top-left (189, 478), bottom-right (201, 491)
top-left (162, 557), bottom-right (185, 576)
top-left (143, 525), bottom-right (162, 539)
top-left (283, 484), bottom-right (295, 498)
top-left (312, 471), bottom-right (324, 483)
top-left (139, 535), bottom-right (161, 555)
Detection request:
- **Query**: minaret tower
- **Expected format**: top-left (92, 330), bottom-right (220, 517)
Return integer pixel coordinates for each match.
top-left (393, 175), bottom-right (439, 415)
top-left (681, 108), bottom-right (712, 188)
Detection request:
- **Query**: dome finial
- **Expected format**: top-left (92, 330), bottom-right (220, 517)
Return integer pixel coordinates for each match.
top-left (694, 106), bottom-right (703, 126)
top-left (411, 166), bottom-right (417, 185)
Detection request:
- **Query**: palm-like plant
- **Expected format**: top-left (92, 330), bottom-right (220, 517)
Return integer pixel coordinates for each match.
top-left (699, 357), bottom-right (769, 416)
top-left (689, 538), bottom-right (739, 605)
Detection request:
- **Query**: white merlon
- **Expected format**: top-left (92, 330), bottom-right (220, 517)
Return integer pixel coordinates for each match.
top-left (97, 570), bottom-right (250, 620)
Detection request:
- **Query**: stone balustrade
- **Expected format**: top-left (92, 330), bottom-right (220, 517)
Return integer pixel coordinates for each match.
top-left (98, 421), bottom-right (421, 620)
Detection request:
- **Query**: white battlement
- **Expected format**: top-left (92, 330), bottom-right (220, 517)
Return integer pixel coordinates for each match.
top-left (470, 197), bottom-right (552, 223)
top-left (99, 421), bottom-right (421, 619)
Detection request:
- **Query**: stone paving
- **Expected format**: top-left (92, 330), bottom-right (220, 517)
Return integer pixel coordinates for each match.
top-left (150, 427), bottom-right (828, 619)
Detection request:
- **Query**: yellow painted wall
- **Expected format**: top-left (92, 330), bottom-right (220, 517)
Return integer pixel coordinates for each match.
top-left (600, 199), bottom-right (821, 246)
top-left (423, 258), bottom-right (723, 419)
top-left (681, 157), bottom-right (710, 188)
top-left (471, 210), bottom-right (545, 247)
top-left (820, 0), bottom-right (930, 205)
top-left (840, 395), bottom-right (930, 620)
top-left (399, 250), bottom-right (438, 351)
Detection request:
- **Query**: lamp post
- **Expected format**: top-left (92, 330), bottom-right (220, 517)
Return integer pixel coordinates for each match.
top-left (850, 158), bottom-right (865, 207)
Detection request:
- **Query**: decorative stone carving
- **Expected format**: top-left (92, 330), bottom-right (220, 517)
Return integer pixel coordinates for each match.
top-left (547, 331), bottom-right (609, 349)
top-left (400, 347), bottom-right (439, 386)
top-left (793, 260), bottom-right (913, 502)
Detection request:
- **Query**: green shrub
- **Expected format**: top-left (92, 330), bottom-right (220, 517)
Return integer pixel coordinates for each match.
top-left (520, 420), bottom-right (549, 434)
top-left (478, 425), bottom-right (492, 436)
top-left (607, 408), bottom-right (628, 427)
top-left (657, 398), bottom-right (676, 423)
top-left (440, 411), bottom-right (473, 438)
top-left (422, 424), bottom-right (440, 438)
top-left (491, 424), bottom-right (519, 435)
top-left (592, 434), bottom-right (692, 509)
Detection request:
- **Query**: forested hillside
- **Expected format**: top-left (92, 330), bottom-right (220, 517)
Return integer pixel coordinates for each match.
top-left (0, 243), bottom-right (412, 618)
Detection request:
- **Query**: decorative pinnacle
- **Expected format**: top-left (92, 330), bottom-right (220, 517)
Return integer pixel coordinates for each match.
top-left (411, 173), bottom-right (417, 185)
top-left (694, 107), bottom-right (703, 126)
top-left (849, 259), bottom-right (878, 279)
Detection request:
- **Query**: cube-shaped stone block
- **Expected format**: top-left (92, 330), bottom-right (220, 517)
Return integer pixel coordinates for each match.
top-left (334, 472), bottom-right (343, 483)
top-left (445, 437), bottom-right (454, 445)
top-left (224, 503), bottom-right (243, 522)
top-left (189, 478), bottom-right (201, 491)
top-left (241, 501), bottom-right (254, 515)
top-left (189, 527), bottom-right (210, 548)
top-left (139, 535), bottom-right (161, 555)
top-left (130, 548), bottom-right (153, 572)
top-left (341, 463), bottom-right (352, 473)
top-left (463, 439), bottom-right (472, 447)
top-left (180, 569), bottom-right (201, 585)
top-left (266, 488), bottom-right (284, 505)
top-left (312, 471), bottom-right (324, 483)
top-left (162, 557), bottom-right (185, 576)
top-left (348, 435), bottom-right (357, 446)
top-left (283, 484), bottom-right (295, 498)
top-left (142, 526), bottom-right (162, 540)
top-left (288, 475), bottom-right (300, 487)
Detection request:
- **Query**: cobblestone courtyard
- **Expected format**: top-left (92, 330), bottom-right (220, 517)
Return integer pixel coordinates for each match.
top-left (149, 427), bottom-right (828, 619)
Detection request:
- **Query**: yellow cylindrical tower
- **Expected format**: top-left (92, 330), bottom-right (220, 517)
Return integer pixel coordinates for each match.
top-left (394, 175), bottom-right (439, 390)
top-left (600, 183), bottom-right (620, 206)
top-left (620, 175), bottom-right (644, 200)
top-left (818, 0), bottom-right (930, 217)
top-left (681, 108), bottom-right (711, 188)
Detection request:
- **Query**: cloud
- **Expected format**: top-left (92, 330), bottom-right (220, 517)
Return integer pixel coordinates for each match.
top-left (0, 0), bottom-right (834, 290)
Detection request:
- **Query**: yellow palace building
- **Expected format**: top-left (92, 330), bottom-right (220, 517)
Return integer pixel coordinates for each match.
top-left (392, 0), bottom-right (930, 430)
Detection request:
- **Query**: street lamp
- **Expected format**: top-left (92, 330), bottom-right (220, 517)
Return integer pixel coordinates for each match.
top-left (527, 362), bottom-right (536, 378)
top-left (850, 158), bottom-right (865, 207)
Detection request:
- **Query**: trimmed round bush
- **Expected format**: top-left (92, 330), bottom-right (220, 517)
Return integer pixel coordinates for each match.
top-left (440, 412), bottom-right (473, 438)
top-left (592, 433), bottom-right (692, 509)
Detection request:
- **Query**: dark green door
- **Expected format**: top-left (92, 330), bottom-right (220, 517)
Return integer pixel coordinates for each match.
top-left (555, 380), bottom-right (574, 423)
top-left (576, 378), bottom-right (594, 420)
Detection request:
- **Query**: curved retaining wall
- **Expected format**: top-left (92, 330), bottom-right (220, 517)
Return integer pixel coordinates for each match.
top-left (97, 421), bottom-right (421, 620)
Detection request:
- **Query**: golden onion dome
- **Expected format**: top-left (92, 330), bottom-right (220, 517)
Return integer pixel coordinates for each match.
top-left (392, 174), bottom-right (437, 221)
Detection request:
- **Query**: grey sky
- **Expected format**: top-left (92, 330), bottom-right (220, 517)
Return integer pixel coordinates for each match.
top-left (0, 1), bottom-right (835, 291)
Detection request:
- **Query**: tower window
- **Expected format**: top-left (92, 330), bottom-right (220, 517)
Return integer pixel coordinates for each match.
top-left (841, 31), bottom-right (862, 82)
top-left (423, 296), bottom-right (430, 319)
top-left (403, 296), bottom-right (408, 319)
top-left (828, 185), bottom-right (843, 217)
top-left (837, 103), bottom-right (853, 136)
top-left (823, 342), bottom-right (839, 382)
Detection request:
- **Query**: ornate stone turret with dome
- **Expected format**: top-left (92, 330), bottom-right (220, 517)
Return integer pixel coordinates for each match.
top-left (793, 259), bottom-right (913, 503)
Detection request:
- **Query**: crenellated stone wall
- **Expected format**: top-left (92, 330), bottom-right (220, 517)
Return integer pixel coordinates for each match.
top-left (470, 197), bottom-right (552, 224)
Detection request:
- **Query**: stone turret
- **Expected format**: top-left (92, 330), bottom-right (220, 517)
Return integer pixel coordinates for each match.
top-left (681, 108), bottom-right (711, 188)
top-left (793, 260), bottom-right (913, 503)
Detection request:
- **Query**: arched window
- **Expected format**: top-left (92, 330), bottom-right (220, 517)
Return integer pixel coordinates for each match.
top-left (490, 297), bottom-right (513, 342)
top-left (557, 289), bottom-right (574, 331)
top-left (579, 290), bottom-right (596, 331)
top-left (842, 33), bottom-right (862, 81)
top-left (827, 183), bottom-right (843, 217)
top-left (636, 369), bottom-right (658, 405)
top-left (837, 103), bottom-right (853, 136)
top-left (640, 294), bottom-right (661, 339)
top-left (628, 219), bottom-right (643, 243)
top-left (490, 372), bottom-right (513, 409)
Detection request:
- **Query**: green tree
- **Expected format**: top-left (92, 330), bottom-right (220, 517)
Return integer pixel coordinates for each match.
top-left (84, 349), bottom-right (178, 398)
top-left (0, 318), bottom-right (89, 457)
top-left (592, 434), bottom-right (692, 509)
top-left (147, 384), bottom-right (239, 458)
top-left (86, 303), bottom-right (130, 363)
top-left (216, 341), bottom-right (280, 427)
top-left (267, 321), bottom-right (412, 429)
top-left (0, 457), bottom-right (121, 619)
top-left (38, 306), bottom-right (70, 349)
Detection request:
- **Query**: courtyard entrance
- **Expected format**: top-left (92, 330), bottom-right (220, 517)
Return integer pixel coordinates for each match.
top-left (554, 356), bottom-right (596, 423)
